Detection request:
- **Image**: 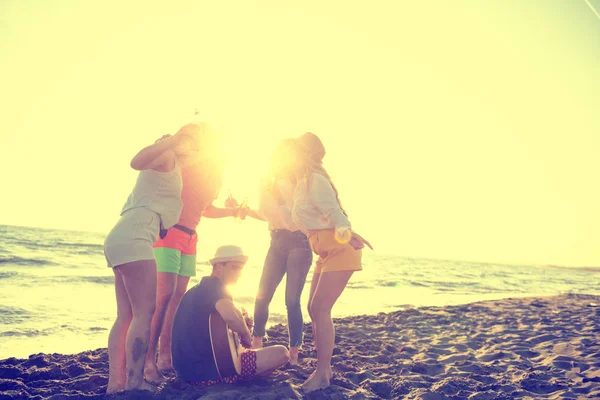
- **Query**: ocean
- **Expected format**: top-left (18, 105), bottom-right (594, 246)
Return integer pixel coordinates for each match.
top-left (1, 224), bottom-right (599, 360)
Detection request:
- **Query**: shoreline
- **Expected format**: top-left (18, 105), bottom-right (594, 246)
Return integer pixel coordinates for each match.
top-left (1, 293), bottom-right (599, 399)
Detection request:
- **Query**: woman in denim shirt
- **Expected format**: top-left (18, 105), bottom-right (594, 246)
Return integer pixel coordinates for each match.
top-left (290, 133), bottom-right (372, 393)
top-left (251, 139), bottom-right (314, 365)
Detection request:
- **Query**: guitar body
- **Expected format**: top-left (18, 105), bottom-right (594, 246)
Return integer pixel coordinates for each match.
top-left (208, 311), bottom-right (242, 378)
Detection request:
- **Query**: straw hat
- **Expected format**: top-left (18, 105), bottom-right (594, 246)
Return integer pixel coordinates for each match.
top-left (209, 245), bottom-right (248, 266)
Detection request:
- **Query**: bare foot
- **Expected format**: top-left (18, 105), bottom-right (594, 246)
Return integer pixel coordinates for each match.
top-left (156, 356), bottom-right (173, 373)
top-left (126, 376), bottom-right (158, 392)
top-left (105, 381), bottom-right (125, 395)
top-left (251, 336), bottom-right (263, 349)
top-left (144, 362), bottom-right (166, 385)
top-left (137, 381), bottom-right (157, 392)
top-left (289, 346), bottom-right (300, 365)
top-left (301, 369), bottom-right (332, 393)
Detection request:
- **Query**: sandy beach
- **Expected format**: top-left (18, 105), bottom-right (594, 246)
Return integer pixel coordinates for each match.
top-left (1, 293), bottom-right (599, 399)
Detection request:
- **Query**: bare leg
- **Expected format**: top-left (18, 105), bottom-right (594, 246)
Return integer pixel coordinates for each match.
top-left (106, 269), bottom-right (133, 394)
top-left (144, 271), bottom-right (176, 383)
top-left (118, 260), bottom-right (158, 391)
top-left (289, 346), bottom-right (300, 366)
top-left (157, 274), bottom-right (190, 371)
top-left (251, 336), bottom-right (263, 349)
top-left (302, 270), bottom-right (353, 393)
top-left (254, 345), bottom-right (290, 376)
top-left (306, 272), bottom-right (320, 352)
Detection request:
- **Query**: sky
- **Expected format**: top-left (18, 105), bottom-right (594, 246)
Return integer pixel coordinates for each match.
top-left (1, 0), bottom-right (599, 267)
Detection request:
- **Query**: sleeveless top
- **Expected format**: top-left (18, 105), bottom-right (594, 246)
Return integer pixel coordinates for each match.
top-left (121, 163), bottom-right (183, 229)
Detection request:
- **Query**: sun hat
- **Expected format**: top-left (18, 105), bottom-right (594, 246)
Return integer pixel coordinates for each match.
top-left (209, 245), bottom-right (248, 266)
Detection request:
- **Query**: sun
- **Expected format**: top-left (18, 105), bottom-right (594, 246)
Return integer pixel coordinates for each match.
top-left (217, 133), bottom-right (272, 209)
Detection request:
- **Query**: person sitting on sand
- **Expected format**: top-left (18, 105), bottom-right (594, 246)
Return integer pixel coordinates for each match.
top-left (103, 123), bottom-right (204, 393)
top-left (170, 245), bottom-right (290, 385)
top-left (250, 139), bottom-right (313, 365)
top-left (144, 127), bottom-right (253, 384)
top-left (289, 132), bottom-right (373, 393)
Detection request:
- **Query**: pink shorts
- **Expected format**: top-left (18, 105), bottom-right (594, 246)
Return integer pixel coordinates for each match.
top-left (190, 350), bottom-right (257, 387)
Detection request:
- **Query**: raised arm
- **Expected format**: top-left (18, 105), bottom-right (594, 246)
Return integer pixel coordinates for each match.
top-left (130, 136), bottom-right (180, 171)
top-left (203, 194), bottom-right (264, 221)
top-left (215, 298), bottom-right (252, 347)
top-left (202, 205), bottom-right (238, 218)
top-left (130, 124), bottom-right (200, 171)
top-left (247, 208), bottom-right (267, 221)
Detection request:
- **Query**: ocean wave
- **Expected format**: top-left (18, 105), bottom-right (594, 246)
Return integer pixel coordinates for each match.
top-left (0, 306), bottom-right (31, 324)
top-left (54, 242), bottom-right (104, 249)
top-left (544, 265), bottom-right (600, 273)
top-left (79, 276), bottom-right (113, 285)
top-left (234, 296), bottom-right (255, 304)
top-left (89, 327), bottom-right (107, 331)
top-left (0, 256), bottom-right (55, 266)
top-left (347, 283), bottom-right (371, 289)
top-left (0, 271), bottom-right (19, 279)
top-left (267, 314), bottom-right (287, 325)
top-left (0, 324), bottom-right (92, 338)
top-left (0, 328), bottom-right (53, 338)
top-left (22, 275), bottom-right (114, 286)
top-left (2, 240), bottom-right (56, 250)
top-left (2, 238), bottom-right (104, 254)
top-left (403, 280), bottom-right (429, 287)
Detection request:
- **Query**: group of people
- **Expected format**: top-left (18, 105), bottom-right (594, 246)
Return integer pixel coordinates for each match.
top-left (102, 123), bottom-right (372, 394)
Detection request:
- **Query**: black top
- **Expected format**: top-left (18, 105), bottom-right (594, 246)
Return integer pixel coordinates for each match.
top-left (171, 276), bottom-right (230, 382)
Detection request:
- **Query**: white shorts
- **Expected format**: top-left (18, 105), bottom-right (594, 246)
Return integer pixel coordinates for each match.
top-left (104, 207), bottom-right (160, 268)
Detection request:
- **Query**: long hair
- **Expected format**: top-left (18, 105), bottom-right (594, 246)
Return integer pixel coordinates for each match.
top-left (306, 162), bottom-right (347, 217)
top-left (295, 137), bottom-right (347, 217)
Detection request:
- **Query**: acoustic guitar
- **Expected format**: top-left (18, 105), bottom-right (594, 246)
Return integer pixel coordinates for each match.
top-left (208, 311), bottom-right (242, 378)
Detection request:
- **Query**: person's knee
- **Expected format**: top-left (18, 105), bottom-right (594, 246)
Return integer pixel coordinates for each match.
top-left (116, 307), bottom-right (133, 323)
top-left (308, 301), bottom-right (331, 317)
top-left (173, 285), bottom-right (187, 301)
top-left (274, 345), bottom-right (290, 365)
top-left (157, 274), bottom-right (177, 300)
top-left (168, 289), bottom-right (186, 311)
top-left (156, 290), bottom-right (174, 309)
top-left (285, 295), bottom-right (301, 311)
top-left (306, 302), bottom-right (313, 318)
top-left (133, 303), bottom-right (156, 320)
top-left (172, 277), bottom-right (190, 299)
top-left (255, 291), bottom-right (275, 307)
